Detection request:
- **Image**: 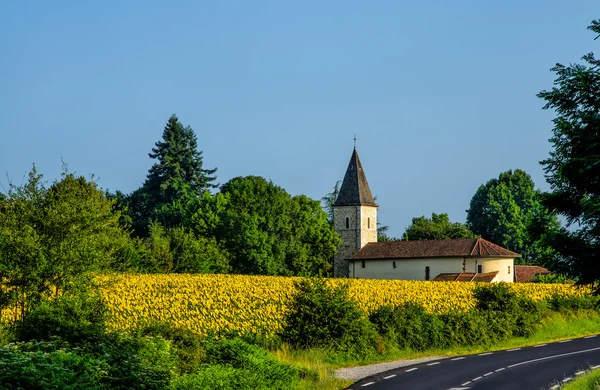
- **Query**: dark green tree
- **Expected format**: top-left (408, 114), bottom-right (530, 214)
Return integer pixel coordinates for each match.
top-left (127, 115), bottom-right (217, 236)
top-left (0, 166), bottom-right (129, 322)
top-left (466, 169), bottom-right (558, 264)
top-left (404, 212), bottom-right (476, 241)
top-left (535, 19), bottom-right (600, 290)
top-left (207, 176), bottom-right (340, 276)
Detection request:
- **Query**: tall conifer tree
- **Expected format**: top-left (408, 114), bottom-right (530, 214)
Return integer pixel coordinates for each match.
top-left (128, 115), bottom-right (217, 235)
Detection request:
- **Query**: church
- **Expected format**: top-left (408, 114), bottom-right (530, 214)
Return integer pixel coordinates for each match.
top-left (332, 147), bottom-right (518, 282)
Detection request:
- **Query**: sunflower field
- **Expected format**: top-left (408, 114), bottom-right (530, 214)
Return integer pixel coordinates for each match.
top-left (98, 274), bottom-right (589, 337)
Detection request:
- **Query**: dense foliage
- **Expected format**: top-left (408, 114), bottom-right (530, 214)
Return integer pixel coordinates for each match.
top-left (466, 169), bottom-right (559, 264)
top-left (403, 212), bottom-right (476, 241)
top-left (536, 20), bottom-right (600, 291)
top-left (0, 167), bottom-right (129, 321)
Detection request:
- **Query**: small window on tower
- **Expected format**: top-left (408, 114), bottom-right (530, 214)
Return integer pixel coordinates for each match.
top-left (368, 217), bottom-right (371, 229)
top-left (477, 265), bottom-right (482, 273)
top-left (425, 266), bottom-right (430, 281)
top-left (345, 217), bottom-right (350, 229)
top-left (508, 265), bottom-right (511, 274)
top-left (361, 260), bottom-right (366, 268)
top-left (393, 261), bottom-right (396, 269)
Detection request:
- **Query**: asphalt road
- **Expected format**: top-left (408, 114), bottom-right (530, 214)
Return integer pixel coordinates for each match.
top-left (346, 334), bottom-right (600, 390)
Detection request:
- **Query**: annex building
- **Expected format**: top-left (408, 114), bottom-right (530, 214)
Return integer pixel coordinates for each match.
top-left (332, 147), bottom-right (519, 282)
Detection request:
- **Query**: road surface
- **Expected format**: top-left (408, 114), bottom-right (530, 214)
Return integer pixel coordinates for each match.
top-left (347, 334), bottom-right (600, 390)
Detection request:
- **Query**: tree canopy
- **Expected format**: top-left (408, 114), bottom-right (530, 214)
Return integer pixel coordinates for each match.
top-left (0, 167), bottom-right (129, 319)
top-left (127, 115), bottom-right (217, 236)
top-left (466, 169), bottom-right (558, 264)
top-left (199, 176), bottom-right (341, 276)
top-left (535, 19), bottom-right (600, 289)
top-left (404, 212), bottom-right (476, 241)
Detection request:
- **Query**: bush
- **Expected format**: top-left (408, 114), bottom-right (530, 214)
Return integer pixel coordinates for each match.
top-left (280, 278), bottom-right (378, 356)
top-left (531, 274), bottom-right (571, 284)
top-left (0, 340), bottom-right (104, 390)
top-left (369, 303), bottom-right (445, 351)
top-left (473, 283), bottom-right (541, 339)
top-left (170, 338), bottom-right (310, 390)
top-left (547, 293), bottom-right (600, 311)
top-left (138, 322), bottom-right (206, 374)
top-left (16, 288), bottom-right (107, 343)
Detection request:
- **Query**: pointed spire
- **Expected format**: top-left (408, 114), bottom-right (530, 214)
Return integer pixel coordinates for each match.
top-left (334, 148), bottom-right (377, 206)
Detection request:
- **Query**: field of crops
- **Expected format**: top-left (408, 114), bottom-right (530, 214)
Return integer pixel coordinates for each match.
top-left (98, 274), bottom-right (589, 337)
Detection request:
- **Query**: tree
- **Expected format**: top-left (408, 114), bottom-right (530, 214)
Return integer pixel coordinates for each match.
top-left (535, 19), bottom-right (600, 290)
top-left (0, 166), bottom-right (129, 322)
top-left (404, 212), bottom-right (476, 241)
top-left (127, 115), bottom-right (217, 236)
top-left (206, 176), bottom-right (341, 276)
top-left (466, 169), bottom-right (558, 264)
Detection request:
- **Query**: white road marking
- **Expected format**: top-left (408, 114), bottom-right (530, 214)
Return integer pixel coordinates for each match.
top-left (427, 362), bottom-right (440, 366)
top-left (507, 348), bottom-right (521, 352)
top-left (406, 368), bottom-right (418, 372)
top-left (362, 382), bottom-right (375, 387)
top-left (549, 385), bottom-right (559, 390)
top-left (483, 372), bottom-right (493, 376)
top-left (383, 375), bottom-right (396, 379)
top-left (478, 352), bottom-right (493, 356)
top-left (451, 357), bottom-right (466, 361)
top-left (592, 365), bottom-right (600, 369)
top-left (575, 371), bottom-right (585, 375)
top-left (584, 335), bottom-right (597, 339)
top-left (472, 376), bottom-right (482, 381)
top-left (495, 368), bottom-right (505, 372)
top-left (533, 344), bottom-right (547, 348)
top-left (461, 381), bottom-right (472, 386)
top-left (448, 388), bottom-right (470, 390)
top-left (507, 346), bottom-right (600, 368)
top-left (562, 377), bottom-right (572, 383)
top-left (559, 340), bottom-right (572, 343)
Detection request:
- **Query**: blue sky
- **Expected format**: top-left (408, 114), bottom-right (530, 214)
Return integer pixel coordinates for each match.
top-left (1, 1), bottom-right (599, 237)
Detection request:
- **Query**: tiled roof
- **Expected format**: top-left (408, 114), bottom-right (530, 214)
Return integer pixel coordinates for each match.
top-left (514, 265), bottom-right (550, 283)
top-left (349, 238), bottom-right (519, 260)
top-left (334, 148), bottom-right (376, 206)
top-left (432, 271), bottom-right (499, 283)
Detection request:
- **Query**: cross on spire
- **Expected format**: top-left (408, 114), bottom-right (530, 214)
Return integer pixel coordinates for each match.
top-left (354, 134), bottom-right (357, 148)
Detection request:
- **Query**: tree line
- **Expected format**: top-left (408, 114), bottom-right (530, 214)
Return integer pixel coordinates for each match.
top-left (1, 19), bottom-right (600, 294)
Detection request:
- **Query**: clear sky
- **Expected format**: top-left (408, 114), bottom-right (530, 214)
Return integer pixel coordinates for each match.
top-left (1, 1), bottom-right (599, 237)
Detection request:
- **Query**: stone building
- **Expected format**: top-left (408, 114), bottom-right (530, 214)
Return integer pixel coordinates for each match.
top-left (332, 147), bottom-right (519, 282)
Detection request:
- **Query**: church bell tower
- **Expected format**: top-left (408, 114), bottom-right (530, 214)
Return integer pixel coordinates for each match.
top-left (332, 147), bottom-right (378, 277)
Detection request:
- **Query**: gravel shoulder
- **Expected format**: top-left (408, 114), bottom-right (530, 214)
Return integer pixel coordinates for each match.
top-left (335, 355), bottom-right (443, 381)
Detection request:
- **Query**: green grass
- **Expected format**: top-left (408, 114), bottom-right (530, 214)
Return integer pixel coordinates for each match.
top-left (561, 368), bottom-right (600, 389)
top-left (273, 310), bottom-right (600, 389)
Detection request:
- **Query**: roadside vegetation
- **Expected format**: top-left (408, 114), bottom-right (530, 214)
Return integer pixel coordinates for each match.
top-left (0, 277), bottom-right (598, 389)
top-left (561, 368), bottom-right (600, 390)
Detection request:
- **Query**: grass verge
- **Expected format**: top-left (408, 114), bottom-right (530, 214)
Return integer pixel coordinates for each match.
top-left (274, 310), bottom-right (600, 389)
top-left (561, 368), bottom-right (600, 389)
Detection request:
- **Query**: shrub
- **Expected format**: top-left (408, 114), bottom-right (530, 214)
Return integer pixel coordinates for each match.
top-left (473, 282), bottom-right (517, 312)
top-left (531, 274), bottom-right (571, 284)
top-left (16, 288), bottom-right (107, 343)
top-left (0, 340), bottom-right (104, 390)
top-left (173, 338), bottom-right (310, 390)
top-left (280, 278), bottom-right (378, 356)
top-left (369, 303), bottom-right (445, 351)
top-left (547, 293), bottom-right (600, 311)
top-left (138, 322), bottom-right (206, 374)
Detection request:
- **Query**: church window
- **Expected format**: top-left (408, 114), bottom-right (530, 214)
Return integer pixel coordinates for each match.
top-left (361, 260), bottom-right (366, 268)
top-left (393, 261), bottom-right (396, 269)
top-left (345, 217), bottom-right (350, 229)
top-left (508, 265), bottom-right (511, 274)
top-left (368, 217), bottom-right (371, 229)
top-left (477, 265), bottom-right (482, 273)
top-left (425, 266), bottom-right (430, 281)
